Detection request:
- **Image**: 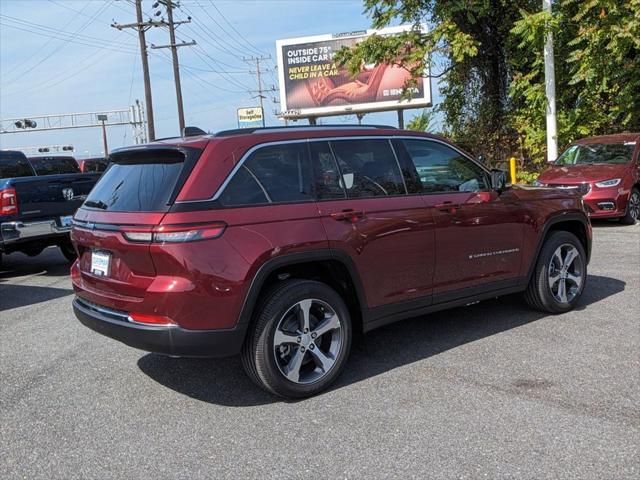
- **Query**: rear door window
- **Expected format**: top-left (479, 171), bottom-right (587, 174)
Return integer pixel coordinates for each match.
top-left (220, 143), bottom-right (313, 206)
top-left (308, 141), bottom-right (345, 200)
top-left (83, 151), bottom-right (190, 212)
top-left (328, 139), bottom-right (406, 198)
top-left (0, 153), bottom-right (35, 179)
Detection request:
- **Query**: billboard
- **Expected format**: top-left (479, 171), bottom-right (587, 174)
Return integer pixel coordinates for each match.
top-left (276, 25), bottom-right (431, 119)
top-left (237, 107), bottom-right (264, 128)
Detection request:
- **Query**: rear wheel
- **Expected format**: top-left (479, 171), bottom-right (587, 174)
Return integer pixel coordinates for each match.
top-left (524, 231), bottom-right (587, 314)
top-left (242, 279), bottom-right (352, 398)
top-left (620, 188), bottom-right (640, 225)
top-left (59, 242), bottom-right (77, 262)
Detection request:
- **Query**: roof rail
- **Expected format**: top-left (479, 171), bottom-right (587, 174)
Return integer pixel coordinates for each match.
top-left (213, 124), bottom-right (397, 137)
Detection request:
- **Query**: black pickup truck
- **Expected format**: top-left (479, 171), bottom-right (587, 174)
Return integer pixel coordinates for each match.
top-left (0, 150), bottom-right (99, 266)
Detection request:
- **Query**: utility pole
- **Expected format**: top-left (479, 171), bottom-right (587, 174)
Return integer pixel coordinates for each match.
top-left (111, 0), bottom-right (163, 141)
top-left (151, 1), bottom-right (195, 134)
top-left (543, 0), bottom-right (558, 161)
top-left (244, 55), bottom-right (273, 127)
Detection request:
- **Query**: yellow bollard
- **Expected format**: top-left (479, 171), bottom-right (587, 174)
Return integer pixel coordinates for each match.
top-left (509, 157), bottom-right (517, 184)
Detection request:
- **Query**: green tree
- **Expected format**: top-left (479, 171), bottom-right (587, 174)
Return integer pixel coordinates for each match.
top-left (511, 0), bottom-right (640, 165)
top-left (336, 0), bottom-right (640, 168)
top-left (406, 108), bottom-right (435, 132)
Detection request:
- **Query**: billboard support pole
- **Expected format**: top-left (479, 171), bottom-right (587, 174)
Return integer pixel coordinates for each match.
top-left (397, 110), bottom-right (404, 129)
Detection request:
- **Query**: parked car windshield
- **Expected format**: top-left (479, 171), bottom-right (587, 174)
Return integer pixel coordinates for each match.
top-left (555, 143), bottom-right (634, 166)
top-left (0, 152), bottom-right (36, 178)
top-left (28, 156), bottom-right (80, 175)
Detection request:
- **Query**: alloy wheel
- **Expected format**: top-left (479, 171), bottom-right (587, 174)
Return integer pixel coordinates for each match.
top-left (629, 192), bottom-right (640, 221)
top-left (272, 298), bottom-right (342, 384)
top-left (548, 243), bottom-right (583, 304)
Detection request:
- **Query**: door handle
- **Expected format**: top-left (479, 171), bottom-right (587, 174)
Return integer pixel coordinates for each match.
top-left (330, 209), bottom-right (365, 222)
top-left (434, 201), bottom-right (460, 214)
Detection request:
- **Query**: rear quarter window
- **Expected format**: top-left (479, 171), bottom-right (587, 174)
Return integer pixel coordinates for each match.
top-left (220, 143), bottom-right (314, 206)
top-left (0, 153), bottom-right (36, 179)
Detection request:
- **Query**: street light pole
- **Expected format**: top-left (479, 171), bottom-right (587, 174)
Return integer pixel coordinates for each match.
top-left (543, 0), bottom-right (558, 162)
top-left (98, 114), bottom-right (109, 156)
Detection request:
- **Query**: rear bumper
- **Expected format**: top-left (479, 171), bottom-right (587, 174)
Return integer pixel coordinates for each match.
top-left (1, 218), bottom-right (71, 244)
top-left (73, 297), bottom-right (248, 358)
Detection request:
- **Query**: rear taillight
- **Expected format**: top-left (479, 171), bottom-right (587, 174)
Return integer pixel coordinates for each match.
top-left (122, 223), bottom-right (226, 244)
top-left (0, 188), bottom-right (18, 216)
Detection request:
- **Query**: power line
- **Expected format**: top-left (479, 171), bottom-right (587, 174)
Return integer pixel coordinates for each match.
top-left (192, 0), bottom-right (257, 57)
top-left (207, 0), bottom-right (266, 56)
top-left (0, 33), bottom-right (137, 98)
top-left (111, 0), bottom-right (164, 140)
top-left (0, 2), bottom-right (118, 83)
top-left (243, 55), bottom-right (275, 127)
top-left (0, 2), bottom-right (91, 81)
top-left (178, 2), bottom-right (255, 61)
top-left (149, 0), bottom-right (196, 133)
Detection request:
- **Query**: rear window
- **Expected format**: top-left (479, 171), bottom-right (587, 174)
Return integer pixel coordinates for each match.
top-left (83, 150), bottom-right (190, 212)
top-left (28, 156), bottom-right (80, 175)
top-left (0, 153), bottom-right (36, 179)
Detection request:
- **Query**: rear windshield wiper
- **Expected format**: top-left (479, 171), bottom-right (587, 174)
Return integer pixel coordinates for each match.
top-left (84, 200), bottom-right (108, 210)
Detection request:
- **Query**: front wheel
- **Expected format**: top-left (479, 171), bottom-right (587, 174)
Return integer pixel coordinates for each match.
top-left (242, 279), bottom-right (352, 398)
top-left (620, 188), bottom-right (640, 225)
top-left (524, 231), bottom-right (587, 314)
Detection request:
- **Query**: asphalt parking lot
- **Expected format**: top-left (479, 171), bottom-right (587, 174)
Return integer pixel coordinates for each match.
top-left (1, 222), bottom-right (638, 479)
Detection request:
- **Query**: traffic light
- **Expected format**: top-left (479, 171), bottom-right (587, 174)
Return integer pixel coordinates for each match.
top-left (62, 146), bottom-right (74, 151)
top-left (14, 119), bottom-right (37, 129)
top-left (38, 148), bottom-right (50, 153)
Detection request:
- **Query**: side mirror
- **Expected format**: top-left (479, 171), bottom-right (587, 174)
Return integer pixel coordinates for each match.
top-left (490, 168), bottom-right (508, 191)
top-left (477, 154), bottom-right (486, 164)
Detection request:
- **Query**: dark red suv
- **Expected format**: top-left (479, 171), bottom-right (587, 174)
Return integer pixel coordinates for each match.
top-left (536, 133), bottom-right (639, 224)
top-left (71, 126), bottom-right (591, 398)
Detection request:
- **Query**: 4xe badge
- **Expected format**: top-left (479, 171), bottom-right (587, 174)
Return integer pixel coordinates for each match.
top-left (62, 188), bottom-right (74, 201)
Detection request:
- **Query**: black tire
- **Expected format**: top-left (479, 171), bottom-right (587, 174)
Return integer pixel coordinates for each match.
top-left (59, 242), bottom-right (77, 263)
top-left (619, 188), bottom-right (640, 225)
top-left (524, 231), bottom-right (587, 314)
top-left (241, 279), bottom-right (352, 399)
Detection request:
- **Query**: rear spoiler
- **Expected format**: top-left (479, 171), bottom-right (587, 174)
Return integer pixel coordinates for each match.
top-left (108, 145), bottom-right (198, 165)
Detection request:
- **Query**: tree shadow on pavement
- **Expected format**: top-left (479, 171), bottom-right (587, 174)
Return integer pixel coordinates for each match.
top-left (137, 274), bottom-right (625, 407)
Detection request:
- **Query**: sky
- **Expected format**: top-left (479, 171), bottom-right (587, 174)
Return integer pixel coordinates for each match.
top-left (0, 0), bottom-right (441, 157)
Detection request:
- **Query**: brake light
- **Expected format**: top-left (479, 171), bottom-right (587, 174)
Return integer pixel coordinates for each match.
top-left (153, 223), bottom-right (226, 243)
top-left (0, 188), bottom-right (18, 215)
top-left (128, 312), bottom-right (176, 326)
top-left (121, 223), bottom-right (226, 243)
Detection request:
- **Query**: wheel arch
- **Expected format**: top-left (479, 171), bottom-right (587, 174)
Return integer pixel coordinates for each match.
top-left (237, 249), bottom-right (367, 335)
top-left (526, 212), bottom-right (591, 283)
